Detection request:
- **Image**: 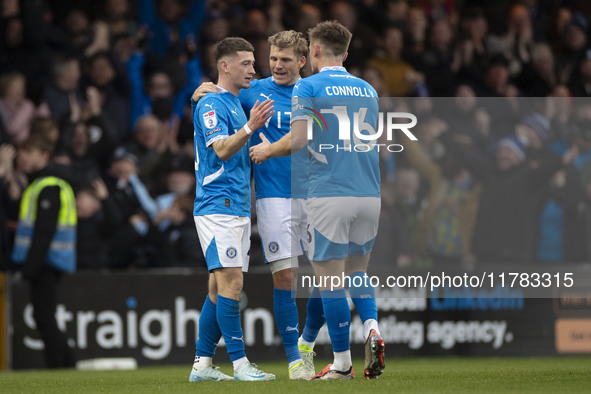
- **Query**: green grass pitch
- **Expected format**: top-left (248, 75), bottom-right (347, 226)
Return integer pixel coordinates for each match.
top-left (1, 357), bottom-right (590, 393)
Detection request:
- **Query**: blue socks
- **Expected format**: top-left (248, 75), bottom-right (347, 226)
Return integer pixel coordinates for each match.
top-left (348, 271), bottom-right (378, 322)
top-left (302, 287), bottom-right (325, 343)
top-left (273, 288), bottom-right (301, 363)
top-left (320, 288), bottom-right (350, 352)
top-left (195, 294), bottom-right (222, 358)
top-left (216, 295), bottom-right (247, 362)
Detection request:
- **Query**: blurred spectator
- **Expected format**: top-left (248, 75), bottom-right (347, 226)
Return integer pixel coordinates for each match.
top-left (547, 6), bottom-right (572, 55)
top-left (63, 122), bottom-right (101, 190)
top-left (62, 7), bottom-right (110, 58)
top-left (199, 16), bottom-right (230, 46)
top-left (267, 0), bottom-right (285, 35)
top-left (402, 117), bottom-right (481, 269)
top-left (60, 85), bottom-right (115, 170)
top-left (243, 9), bottom-right (269, 38)
top-left (517, 43), bottom-right (557, 97)
top-left (42, 53), bottom-right (83, 121)
top-left (368, 26), bottom-right (427, 97)
top-left (362, 67), bottom-right (390, 98)
top-left (384, 0), bottom-right (409, 30)
top-left (569, 49), bottom-right (591, 97)
top-left (0, 1), bottom-right (68, 101)
top-left (557, 12), bottom-right (588, 82)
top-left (536, 164), bottom-right (587, 262)
top-left (415, 18), bottom-right (456, 96)
top-left (476, 57), bottom-right (522, 139)
top-left (444, 131), bottom-right (575, 264)
top-left (510, 111), bottom-right (587, 262)
top-left (75, 178), bottom-right (123, 270)
top-left (138, 0), bottom-right (205, 57)
top-left (329, 1), bottom-right (377, 71)
top-left (454, 6), bottom-right (490, 84)
top-left (502, 4), bottom-right (535, 77)
top-left (445, 84), bottom-right (496, 154)
top-left (146, 193), bottom-right (205, 268)
top-left (547, 84), bottom-right (575, 143)
top-left (127, 49), bottom-right (202, 128)
top-left (99, 0), bottom-right (141, 40)
top-left (30, 117), bottom-right (60, 152)
top-left (418, 0), bottom-right (456, 21)
top-left (124, 114), bottom-right (167, 189)
top-left (476, 55), bottom-right (515, 97)
top-left (568, 101), bottom-right (591, 168)
top-left (0, 143), bottom-right (16, 267)
top-left (371, 181), bottom-right (413, 270)
top-left (129, 153), bottom-right (194, 231)
top-left (0, 72), bottom-right (50, 143)
top-left (85, 51), bottom-right (131, 142)
top-left (295, 3), bottom-right (322, 36)
top-left (391, 167), bottom-right (423, 267)
top-left (404, 6), bottom-right (429, 65)
top-left (579, 160), bottom-right (591, 260)
top-left (251, 36), bottom-right (271, 78)
top-left (103, 147), bottom-right (146, 269)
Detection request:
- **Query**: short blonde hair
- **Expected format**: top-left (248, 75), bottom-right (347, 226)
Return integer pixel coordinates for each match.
top-left (268, 30), bottom-right (308, 58)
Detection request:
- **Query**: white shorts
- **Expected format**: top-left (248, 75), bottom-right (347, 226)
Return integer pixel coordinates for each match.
top-left (307, 196), bottom-right (380, 262)
top-left (193, 215), bottom-right (250, 272)
top-left (256, 198), bottom-right (308, 263)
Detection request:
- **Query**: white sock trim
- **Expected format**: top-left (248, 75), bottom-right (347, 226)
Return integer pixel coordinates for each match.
top-left (288, 359), bottom-right (303, 369)
top-left (363, 319), bottom-right (380, 340)
top-left (233, 357), bottom-right (249, 371)
top-left (193, 356), bottom-right (212, 370)
top-left (298, 336), bottom-right (315, 349)
top-left (331, 350), bottom-right (352, 371)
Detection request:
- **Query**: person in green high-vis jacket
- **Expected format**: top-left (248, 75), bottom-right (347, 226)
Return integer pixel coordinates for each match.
top-left (12, 133), bottom-right (77, 368)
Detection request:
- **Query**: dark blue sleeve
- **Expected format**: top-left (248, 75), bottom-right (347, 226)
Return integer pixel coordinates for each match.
top-left (137, 0), bottom-right (171, 55)
top-left (174, 57), bottom-right (204, 119)
top-left (137, 0), bottom-right (156, 25)
top-left (127, 52), bottom-right (150, 128)
top-left (179, 0), bottom-right (206, 41)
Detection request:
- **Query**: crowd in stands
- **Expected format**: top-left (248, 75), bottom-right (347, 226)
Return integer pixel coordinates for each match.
top-left (1, 0), bottom-right (591, 271)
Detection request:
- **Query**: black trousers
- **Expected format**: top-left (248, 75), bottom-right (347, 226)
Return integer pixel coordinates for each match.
top-left (29, 266), bottom-right (76, 368)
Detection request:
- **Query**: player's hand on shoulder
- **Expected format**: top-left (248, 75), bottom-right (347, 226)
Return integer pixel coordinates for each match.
top-left (192, 82), bottom-right (219, 102)
top-left (249, 132), bottom-right (271, 164)
top-left (248, 99), bottom-right (274, 131)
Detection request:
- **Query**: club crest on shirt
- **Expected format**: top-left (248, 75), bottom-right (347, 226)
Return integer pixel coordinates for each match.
top-left (268, 241), bottom-right (279, 254)
top-left (203, 109), bottom-right (218, 129)
top-left (226, 247), bottom-right (237, 259)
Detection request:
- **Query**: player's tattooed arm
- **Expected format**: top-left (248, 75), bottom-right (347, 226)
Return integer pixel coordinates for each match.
top-left (212, 99), bottom-right (274, 161)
